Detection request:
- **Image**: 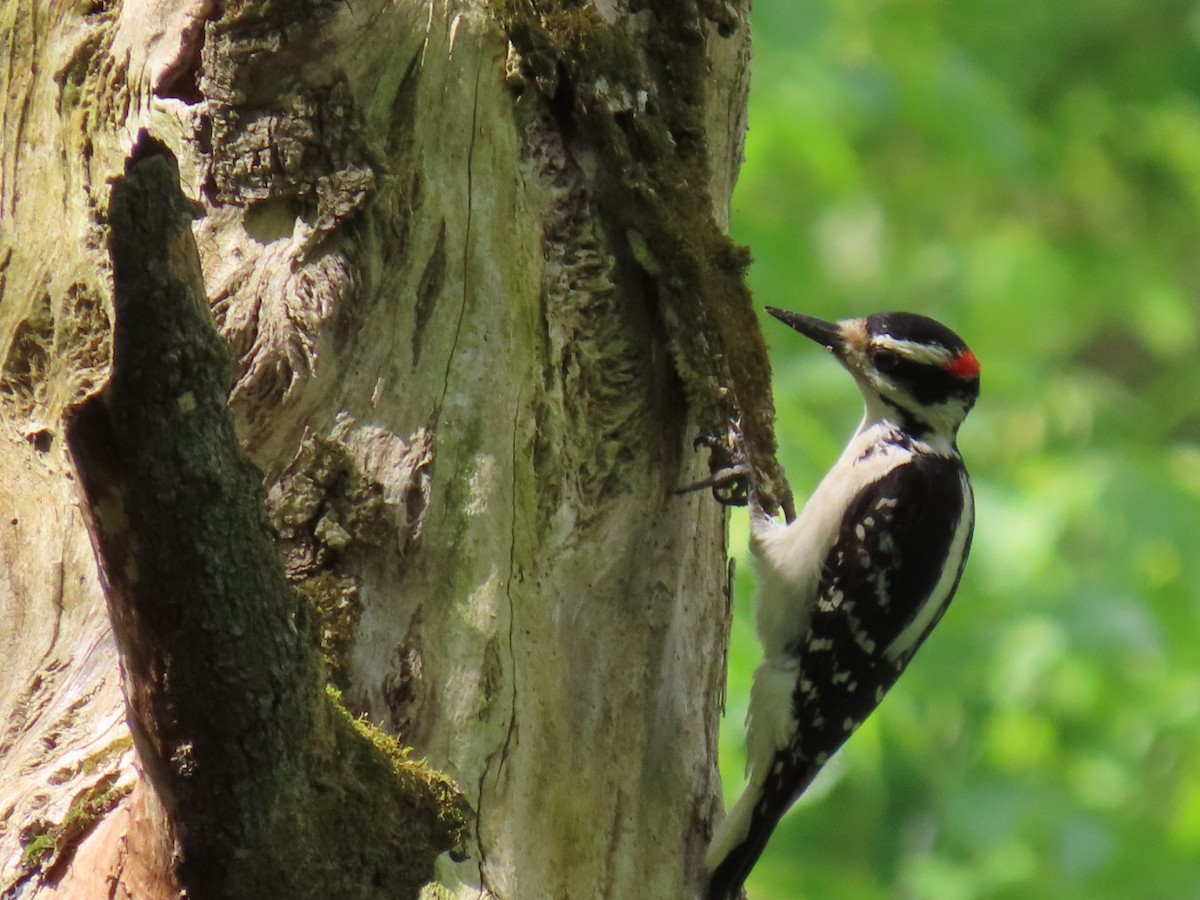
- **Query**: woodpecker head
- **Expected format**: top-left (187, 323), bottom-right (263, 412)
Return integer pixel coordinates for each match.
top-left (767, 308), bottom-right (981, 439)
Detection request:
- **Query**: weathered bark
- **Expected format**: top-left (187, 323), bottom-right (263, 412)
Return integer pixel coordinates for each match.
top-left (64, 139), bottom-right (464, 898)
top-left (0, 1), bottom-right (767, 897)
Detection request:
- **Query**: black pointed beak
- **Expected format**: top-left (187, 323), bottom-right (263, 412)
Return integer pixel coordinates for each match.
top-left (765, 307), bottom-right (845, 356)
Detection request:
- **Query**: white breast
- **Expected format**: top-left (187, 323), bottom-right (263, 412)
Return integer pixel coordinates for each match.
top-left (751, 419), bottom-right (915, 659)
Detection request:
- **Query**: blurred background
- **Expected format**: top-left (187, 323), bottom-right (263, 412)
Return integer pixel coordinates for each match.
top-left (719, 1), bottom-right (1200, 897)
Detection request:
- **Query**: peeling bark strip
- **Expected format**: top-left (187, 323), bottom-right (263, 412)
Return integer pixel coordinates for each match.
top-left (65, 134), bottom-right (464, 900)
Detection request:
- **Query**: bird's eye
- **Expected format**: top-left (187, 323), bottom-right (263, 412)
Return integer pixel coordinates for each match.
top-left (872, 349), bottom-right (901, 373)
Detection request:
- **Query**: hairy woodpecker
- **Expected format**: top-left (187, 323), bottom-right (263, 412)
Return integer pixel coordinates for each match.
top-left (705, 309), bottom-right (981, 900)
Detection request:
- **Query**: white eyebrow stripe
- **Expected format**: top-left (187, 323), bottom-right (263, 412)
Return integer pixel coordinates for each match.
top-left (873, 335), bottom-right (954, 366)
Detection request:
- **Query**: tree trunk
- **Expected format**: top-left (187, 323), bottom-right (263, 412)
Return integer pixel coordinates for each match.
top-left (0, 1), bottom-right (766, 897)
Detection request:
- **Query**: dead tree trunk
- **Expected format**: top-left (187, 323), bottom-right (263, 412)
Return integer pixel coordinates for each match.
top-left (0, 1), bottom-right (779, 897)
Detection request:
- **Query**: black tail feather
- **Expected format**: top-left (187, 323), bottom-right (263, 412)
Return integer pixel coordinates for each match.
top-left (705, 756), bottom-right (822, 900)
top-left (705, 824), bottom-right (777, 900)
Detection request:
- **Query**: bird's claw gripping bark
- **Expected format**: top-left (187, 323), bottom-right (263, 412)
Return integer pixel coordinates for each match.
top-left (677, 420), bottom-right (755, 508)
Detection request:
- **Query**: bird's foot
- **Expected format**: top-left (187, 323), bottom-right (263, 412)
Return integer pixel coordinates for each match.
top-left (678, 419), bottom-right (755, 509)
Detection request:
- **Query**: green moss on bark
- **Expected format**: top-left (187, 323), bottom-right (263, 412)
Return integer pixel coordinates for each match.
top-left (491, 0), bottom-right (791, 511)
top-left (241, 690), bottom-right (467, 900)
top-left (17, 773), bottom-right (133, 881)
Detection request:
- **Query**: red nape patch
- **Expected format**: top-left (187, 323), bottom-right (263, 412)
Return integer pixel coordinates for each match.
top-left (944, 349), bottom-right (981, 378)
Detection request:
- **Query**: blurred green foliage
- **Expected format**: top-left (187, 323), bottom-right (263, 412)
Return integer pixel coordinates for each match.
top-left (720, 1), bottom-right (1200, 898)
